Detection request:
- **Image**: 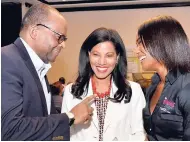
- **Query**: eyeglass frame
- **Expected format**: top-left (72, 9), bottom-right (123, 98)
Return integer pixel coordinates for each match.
top-left (36, 24), bottom-right (67, 44)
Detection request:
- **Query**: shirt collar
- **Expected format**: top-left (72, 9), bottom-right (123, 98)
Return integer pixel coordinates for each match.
top-left (166, 69), bottom-right (182, 85)
top-left (151, 73), bottom-right (160, 85)
top-left (20, 38), bottom-right (51, 77)
top-left (151, 69), bottom-right (182, 85)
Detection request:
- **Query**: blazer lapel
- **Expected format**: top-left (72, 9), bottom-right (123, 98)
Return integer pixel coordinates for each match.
top-left (103, 79), bottom-right (121, 133)
top-left (87, 79), bottom-right (99, 131)
top-left (87, 79), bottom-right (121, 133)
top-left (14, 38), bottom-right (48, 115)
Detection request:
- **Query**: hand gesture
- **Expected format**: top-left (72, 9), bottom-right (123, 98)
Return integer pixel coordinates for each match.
top-left (70, 95), bottom-right (96, 125)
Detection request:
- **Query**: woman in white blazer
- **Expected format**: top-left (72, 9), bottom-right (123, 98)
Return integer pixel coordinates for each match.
top-left (62, 27), bottom-right (146, 141)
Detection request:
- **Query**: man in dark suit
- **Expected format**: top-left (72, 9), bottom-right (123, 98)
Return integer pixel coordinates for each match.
top-left (1, 3), bottom-right (94, 140)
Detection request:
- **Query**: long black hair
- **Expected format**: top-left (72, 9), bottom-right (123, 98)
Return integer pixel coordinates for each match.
top-left (138, 15), bottom-right (190, 72)
top-left (71, 27), bottom-right (132, 103)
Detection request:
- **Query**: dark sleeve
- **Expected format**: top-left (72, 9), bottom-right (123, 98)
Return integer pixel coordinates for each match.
top-left (178, 83), bottom-right (190, 140)
top-left (1, 51), bottom-right (70, 140)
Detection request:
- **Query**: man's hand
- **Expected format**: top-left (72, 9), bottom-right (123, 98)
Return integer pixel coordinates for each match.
top-left (70, 95), bottom-right (96, 125)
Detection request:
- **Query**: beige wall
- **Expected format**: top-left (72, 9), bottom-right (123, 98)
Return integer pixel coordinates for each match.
top-left (47, 6), bottom-right (190, 84)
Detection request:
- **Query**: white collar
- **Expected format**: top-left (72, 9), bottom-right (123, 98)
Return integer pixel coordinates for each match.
top-left (20, 37), bottom-right (51, 77)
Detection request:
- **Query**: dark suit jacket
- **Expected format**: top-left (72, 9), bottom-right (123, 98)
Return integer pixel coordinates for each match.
top-left (1, 38), bottom-right (70, 141)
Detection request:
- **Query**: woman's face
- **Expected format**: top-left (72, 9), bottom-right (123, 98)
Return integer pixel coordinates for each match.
top-left (134, 36), bottom-right (159, 71)
top-left (89, 41), bottom-right (118, 80)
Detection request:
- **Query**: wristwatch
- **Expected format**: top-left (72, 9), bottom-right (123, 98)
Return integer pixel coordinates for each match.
top-left (66, 112), bottom-right (75, 126)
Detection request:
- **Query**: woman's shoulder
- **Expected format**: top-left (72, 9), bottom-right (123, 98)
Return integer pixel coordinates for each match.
top-left (65, 83), bottom-right (73, 90)
top-left (127, 80), bottom-right (142, 89)
top-left (127, 80), bottom-right (145, 100)
top-left (178, 83), bottom-right (190, 102)
top-left (64, 83), bottom-right (72, 91)
top-left (63, 83), bottom-right (74, 98)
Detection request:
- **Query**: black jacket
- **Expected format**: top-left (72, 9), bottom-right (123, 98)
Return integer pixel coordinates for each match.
top-left (143, 69), bottom-right (190, 141)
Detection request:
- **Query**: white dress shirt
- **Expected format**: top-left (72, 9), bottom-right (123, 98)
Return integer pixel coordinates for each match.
top-left (20, 38), bottom-right (52, 114)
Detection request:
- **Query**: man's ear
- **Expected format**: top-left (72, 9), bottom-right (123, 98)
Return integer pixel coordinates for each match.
top-left (29, 26), bottom-right (38, 40)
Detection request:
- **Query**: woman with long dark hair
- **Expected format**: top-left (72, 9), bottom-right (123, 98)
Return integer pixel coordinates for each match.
top-left (134, 15), bottom-right (190, 140)
top-left (62, 27), bottom-right (146, 141)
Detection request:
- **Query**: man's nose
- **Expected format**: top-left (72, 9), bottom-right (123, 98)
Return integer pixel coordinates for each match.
top-left (59, 41), bottom-right (66, 49)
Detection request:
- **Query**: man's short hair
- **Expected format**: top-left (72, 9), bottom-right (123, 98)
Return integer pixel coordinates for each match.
top-left (20, 3), bottom-right (57, 31)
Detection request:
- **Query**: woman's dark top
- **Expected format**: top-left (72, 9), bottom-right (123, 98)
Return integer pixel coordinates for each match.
top-left (143, 69), bottom-right (190, 141)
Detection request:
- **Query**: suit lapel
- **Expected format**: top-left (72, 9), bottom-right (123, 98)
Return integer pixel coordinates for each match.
top-left (45, 75), bottom-right (51, 93)
top-left (14, 38), bottom-right (48, 115)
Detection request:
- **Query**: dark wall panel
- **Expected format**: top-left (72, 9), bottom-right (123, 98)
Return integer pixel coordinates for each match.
top-left (1, 2), bottom-right (22, 47)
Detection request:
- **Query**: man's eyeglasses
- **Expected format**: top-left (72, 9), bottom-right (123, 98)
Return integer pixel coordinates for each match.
top-left (36, 24), bottom-right (67, 44)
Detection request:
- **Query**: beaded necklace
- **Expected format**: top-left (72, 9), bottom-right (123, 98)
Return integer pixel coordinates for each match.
top-left (91, 77), bottom-right (111, 98)
top-left (91, 77), bottom-right (111, 141)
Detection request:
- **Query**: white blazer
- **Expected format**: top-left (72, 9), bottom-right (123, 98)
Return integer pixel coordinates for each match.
top-left (62, 79), bottom-right (146, 141)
